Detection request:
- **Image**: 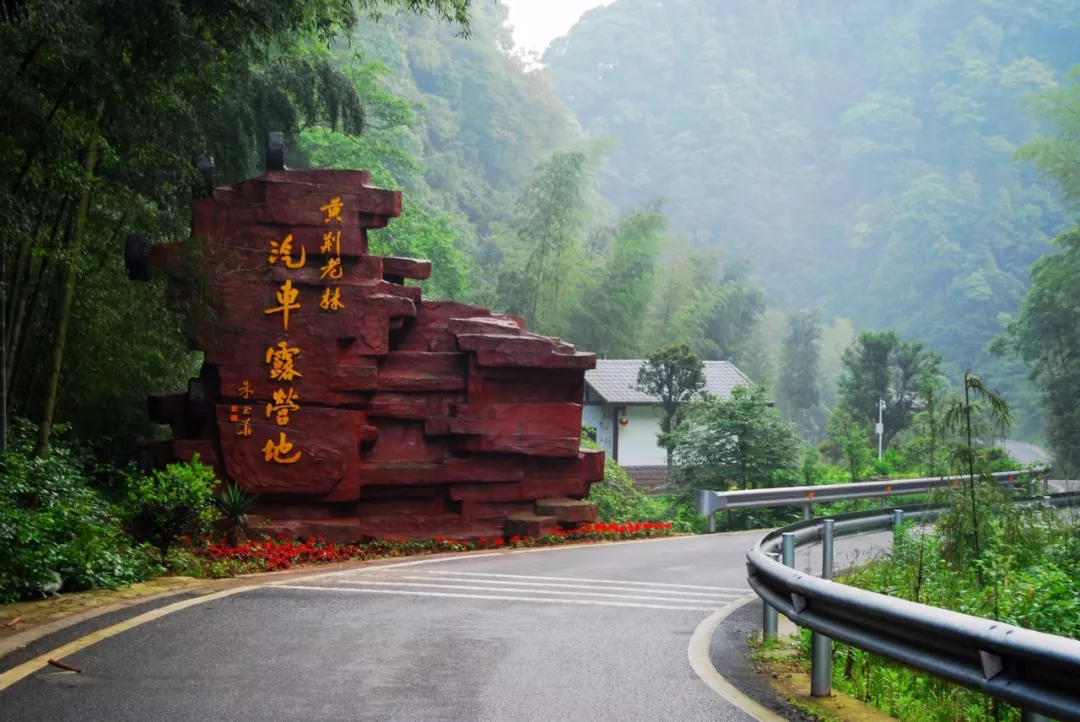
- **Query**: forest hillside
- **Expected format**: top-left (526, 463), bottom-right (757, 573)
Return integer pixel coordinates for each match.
top-left (543, 0), bottom-right (1080, 434)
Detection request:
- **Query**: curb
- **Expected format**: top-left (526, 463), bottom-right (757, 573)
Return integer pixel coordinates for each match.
top-left (688, 593), bottom-right (789, 722)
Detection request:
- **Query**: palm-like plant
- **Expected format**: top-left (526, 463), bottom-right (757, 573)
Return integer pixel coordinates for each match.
top-left (217, 482), bottom-right (258, 545)
top-left (941, 371), bottom-right (1012, 585)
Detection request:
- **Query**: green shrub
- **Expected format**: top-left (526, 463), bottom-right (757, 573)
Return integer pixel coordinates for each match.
top-left (0, 429), bottom-right (154, 603)
top-left (581, 435), bottom-right (707, 533)
top-left (126, 455), bottom-right (219, 563)
top-left (586, 455), bottom-right (647, 521)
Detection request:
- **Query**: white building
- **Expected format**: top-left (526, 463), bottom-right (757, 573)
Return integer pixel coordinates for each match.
top-left (582, 359), bottom-right (753, 488)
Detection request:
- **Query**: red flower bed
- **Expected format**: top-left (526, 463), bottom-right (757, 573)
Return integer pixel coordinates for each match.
top-left (181, 521), bottom-right (676, 576)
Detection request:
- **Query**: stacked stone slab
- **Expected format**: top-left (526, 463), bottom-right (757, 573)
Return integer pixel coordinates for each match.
top-left (132, 166), bottom-right (604, 541)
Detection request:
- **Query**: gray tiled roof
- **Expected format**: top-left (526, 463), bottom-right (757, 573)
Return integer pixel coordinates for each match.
top-left (584, 359), bottom-right (752, 404)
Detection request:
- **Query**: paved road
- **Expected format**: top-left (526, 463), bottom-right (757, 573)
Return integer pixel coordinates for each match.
top-left (0, 532), bottom-right (894, 722)
top-left (996, 441), bottom-right (1080, 493)
top-left (1001, 440), bottom-right (1052, 466)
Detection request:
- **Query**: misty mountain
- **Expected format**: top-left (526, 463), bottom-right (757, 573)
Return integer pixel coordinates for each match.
top-left (543, 0), bottom-right (1079, 390)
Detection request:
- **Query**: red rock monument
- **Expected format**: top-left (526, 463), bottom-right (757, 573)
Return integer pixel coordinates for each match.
top-left (129, 141), bottom-right (603, 541)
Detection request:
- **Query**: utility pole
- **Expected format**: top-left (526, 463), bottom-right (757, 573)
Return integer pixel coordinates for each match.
top-left (876, 399), bottom-right (885, 460)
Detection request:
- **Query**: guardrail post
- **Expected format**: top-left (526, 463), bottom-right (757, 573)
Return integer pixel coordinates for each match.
top-left (891, 509), bottom-right (904, 530)
top-left (880, 496), bottom-right (887, 509)
top-left (820, 519), bottom-right (835, 579)
top-left (802, 502), bottom-right (811, 521)
top-left (1021, 710), bottom-right (1049, 722)
top-left (781, 533), bottom-right (797, 628)
top-left (763, 552), bottom-right (779, 639)
top-left (810, 519), bottom-right (834, 697)
top-left (782, 532), bottom-right (795, 567)
top-left (708, 511), bottom-right (717, 534)
top-left (1043, 495), bottom-right (1052, 507)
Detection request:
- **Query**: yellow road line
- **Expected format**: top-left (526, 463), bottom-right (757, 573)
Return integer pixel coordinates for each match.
top-left (0, 585), bottom-right (258, 692)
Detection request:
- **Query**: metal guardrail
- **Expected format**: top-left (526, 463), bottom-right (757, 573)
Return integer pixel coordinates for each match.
top-left (746, 493), bottom-right (1080, 721)
top-left (697, 468), bottom-right (1047, 523)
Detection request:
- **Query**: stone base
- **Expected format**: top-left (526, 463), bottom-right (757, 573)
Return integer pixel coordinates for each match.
top-left (535, 498), bottom-right (598, 523)
top-left (257, 517), bottom-right (507, 543)
top-left (505, 514), bottom-right (560, 539)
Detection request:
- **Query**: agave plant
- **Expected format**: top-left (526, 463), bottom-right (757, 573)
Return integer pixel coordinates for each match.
top-left (217, 482), bottom-right (258, 545)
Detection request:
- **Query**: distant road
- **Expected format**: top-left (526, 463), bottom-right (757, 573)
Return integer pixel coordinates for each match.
top-left (998, 441), bottom-right (1080, 493)
top-left (1001, 440), bottom-right (1051, 466)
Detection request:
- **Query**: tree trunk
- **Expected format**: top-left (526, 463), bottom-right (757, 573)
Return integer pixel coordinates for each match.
top-left (7, 187), bottom-right (55, 347)
top-left (963, 372), bottom-right (983, 585)
top-left (34, 100), bottom-right (104, 457)
top-left (8, 198), bottom-right (69, 401)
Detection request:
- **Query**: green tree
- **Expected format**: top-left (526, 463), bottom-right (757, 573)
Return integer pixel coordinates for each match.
top-left (825, 408), bottom-right (874, 483)
top-left (1001, 71), bottom-right (1080, 475)
top-left (572, 203), bottom-right (665, 357)
top-left (646, 246), bottom-right (766, 366)
top-left (670, 383), bottom-right (802, 493)
top-left (997, 229), bottom-right (1080, 476)
top-left (941, 371), bottom-right (1012, 584)
top-left (776, 309), bottom-right (824, 437)
top-left (635, 344), bottom-right (707, 470)
top-left (494, 149), bottom-right (593, 334)
top-left (912, 373), bottom-right (949, 476)
top-left (1019, 68), bottom-right (1080, 213)
top-left (837, 330), bottom-right (943, 446)
top-left (126, 457), bottom-right (219, 564)
top-left (300, 61), bottom-right (474, 301)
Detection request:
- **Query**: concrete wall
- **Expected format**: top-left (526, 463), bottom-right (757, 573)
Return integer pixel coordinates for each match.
top-left (582, 404), bottom-right (614, 458)
top-left (617, 406), bottom-right (666, 466)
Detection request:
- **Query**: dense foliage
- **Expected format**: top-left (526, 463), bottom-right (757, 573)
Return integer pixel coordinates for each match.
top-left (0, 0), bottom-right (485, 459)
top-left (344, 4), bottom-right (580, 301)
top-left (545, 0), bottom-right (1080, 435)
top-left (671, 383), bottom-right (802, 493)
top-left (999, 228), bottom-right (1080, 475)
top-left (0, 425), bottom-right (153, 602)
top-left (996, 71), bottom-right (1080, 474)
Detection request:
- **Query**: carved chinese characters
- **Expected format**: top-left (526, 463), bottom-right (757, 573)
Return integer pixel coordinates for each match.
top-left (319, 197), bottom-right (346, 311)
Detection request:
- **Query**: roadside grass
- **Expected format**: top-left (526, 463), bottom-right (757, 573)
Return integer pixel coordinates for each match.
top-left (748, 630), bottom-right (893, 722)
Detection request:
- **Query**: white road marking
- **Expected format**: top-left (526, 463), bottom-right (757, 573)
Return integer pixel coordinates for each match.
top-left (688, 594), bottom-right (788, 722)
top-left (392, 575), bottom-right (741, 599)
top-left (413, 570), bottom-right (745, 593)
top-left (273, 585), bottom-right (719, 611)
top-left (330, 579), bottom-right (734, 604)
top-left (266, 553), bottom-right (507, 584)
